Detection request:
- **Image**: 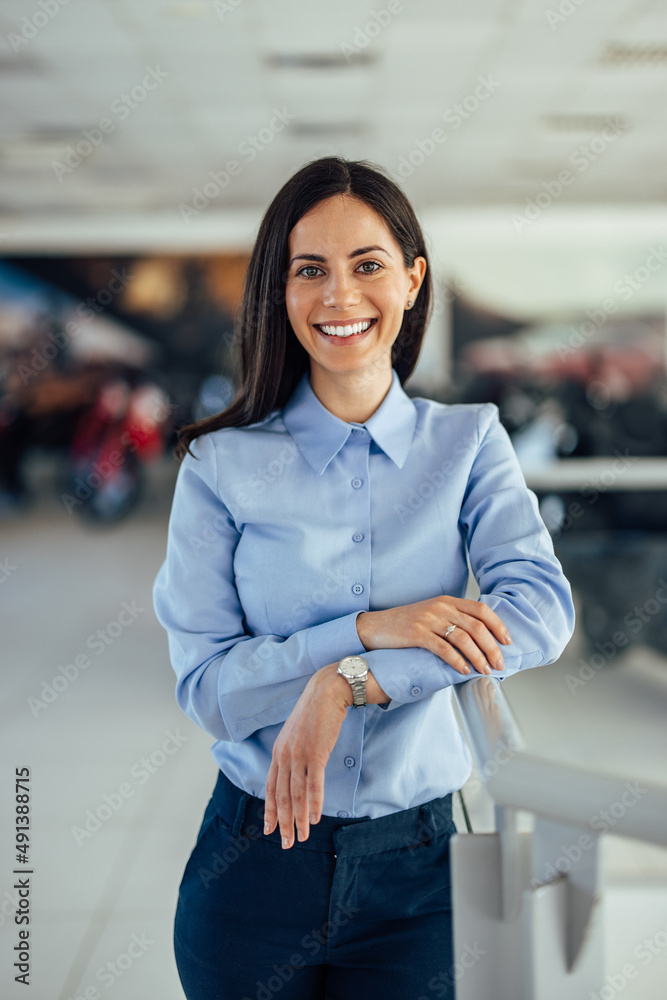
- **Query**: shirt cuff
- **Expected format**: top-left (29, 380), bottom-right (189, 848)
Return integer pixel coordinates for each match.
top-left (305, 610), bottom-right (367, 672)
top-left (364, 646), bottom-right (544, 710)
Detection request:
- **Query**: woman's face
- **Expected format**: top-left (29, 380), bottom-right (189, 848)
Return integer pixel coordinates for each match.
top-left (285, 194), bottom-right (426, 386)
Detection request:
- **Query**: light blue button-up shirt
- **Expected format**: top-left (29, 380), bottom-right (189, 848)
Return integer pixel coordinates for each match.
top-left (153, 368), bottom-right (575, 819)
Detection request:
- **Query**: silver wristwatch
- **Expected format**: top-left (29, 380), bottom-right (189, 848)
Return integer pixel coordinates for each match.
top-left (337, 655), bottom-right (369, 708)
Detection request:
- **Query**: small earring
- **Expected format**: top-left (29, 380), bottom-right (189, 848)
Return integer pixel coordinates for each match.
top-left (406, 300), bottom-right (413, 309)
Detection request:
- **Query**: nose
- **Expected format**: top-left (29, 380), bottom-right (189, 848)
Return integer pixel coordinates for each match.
top-left (321, 266), bottom-right (361, 310)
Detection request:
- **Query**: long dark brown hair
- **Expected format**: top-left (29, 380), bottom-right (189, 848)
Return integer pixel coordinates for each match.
top-left (175, 156), bottom-right (432, 460)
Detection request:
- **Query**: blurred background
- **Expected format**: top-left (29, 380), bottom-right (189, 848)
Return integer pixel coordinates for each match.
top-left (1, 1), bottom-right (667, 998)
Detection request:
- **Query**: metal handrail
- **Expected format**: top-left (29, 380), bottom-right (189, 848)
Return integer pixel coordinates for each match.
top-left (454, 675), bottom-right (667, 849)
top-left (454, 674), bottom-right (667, 971)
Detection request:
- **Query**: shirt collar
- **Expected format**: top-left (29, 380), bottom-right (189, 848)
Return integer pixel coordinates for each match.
top-left (282, 368), bottom-right (418, 475)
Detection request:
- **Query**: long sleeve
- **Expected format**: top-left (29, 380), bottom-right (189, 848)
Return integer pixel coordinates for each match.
top-left (152, 433), bottom-right (366, 743)
top-left (363, 403), bottom-right (575, 709)
top-left (153, 370), bottom-right (577, 819)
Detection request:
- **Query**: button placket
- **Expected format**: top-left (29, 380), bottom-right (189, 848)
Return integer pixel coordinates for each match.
top-left (346, 431), bottom-right (371, 621)
top-left (337, 425), bottom-right (370, 813)
top-left (334, 683), bottom-right (365, 819)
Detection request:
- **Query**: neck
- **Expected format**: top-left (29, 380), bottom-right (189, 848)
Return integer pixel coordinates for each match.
top-left (308, 360), bottom-right (393, 423)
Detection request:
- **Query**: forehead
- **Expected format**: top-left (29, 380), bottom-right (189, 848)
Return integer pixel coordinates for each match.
top-left (288, 194), bottom-right (396, 254)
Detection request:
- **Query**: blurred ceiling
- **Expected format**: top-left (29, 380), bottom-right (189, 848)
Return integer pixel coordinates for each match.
top-left (0, 0), bottom-right (666, 260)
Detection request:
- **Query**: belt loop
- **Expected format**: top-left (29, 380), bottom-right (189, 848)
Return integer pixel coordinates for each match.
top-left (232, 791), bottom-right (250, 838)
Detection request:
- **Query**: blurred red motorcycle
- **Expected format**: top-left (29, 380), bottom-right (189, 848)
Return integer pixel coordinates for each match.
top-left (63, 377), bottom-right (171, 523)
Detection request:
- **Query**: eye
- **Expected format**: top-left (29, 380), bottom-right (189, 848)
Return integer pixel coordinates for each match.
top-left (295, 265), bottom-right (323, 279)
top-left (357, 260), bottom-right (382, 274)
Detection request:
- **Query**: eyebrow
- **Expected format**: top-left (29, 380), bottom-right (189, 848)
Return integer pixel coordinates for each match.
top-left (288, 245), bottom-right (392, 268)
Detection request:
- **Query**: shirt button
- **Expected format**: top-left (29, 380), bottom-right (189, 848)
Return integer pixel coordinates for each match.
top-left (351, 478), bottom-right (363, 489)
top-left (344, 755), bottom-right (355, 768)
top-left (352, 532), bottom-right (364, 543)
top-left (337, 810), bottom-right (349, 818)
top-left (352, 428), bottom-right (363, 434)
top-left (411, 685), bottom-right (422, 697)
top-left (352, 583), bottom-right (364, 595)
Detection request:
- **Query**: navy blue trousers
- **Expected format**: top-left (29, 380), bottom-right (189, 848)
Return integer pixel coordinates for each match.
top-left (174, 768), bottom-right (457, 1000)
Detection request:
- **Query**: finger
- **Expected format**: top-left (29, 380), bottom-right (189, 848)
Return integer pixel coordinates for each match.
top-left (275, 757), bottom-right (295, 849)
top-left (291, 765), bottom-right (310, 843)
top-left (424, 633), bottom-right (474, 674)
top-left (457, 599), bottom-right (512, 645)
top-left (263, 760), bottom-right (278, 835)
top-left (454, 614), bottom-right (505, 671)
top-left (306, 766), bottom-right (324, 829)
top-left (447, 628), bottom-right (493, 675)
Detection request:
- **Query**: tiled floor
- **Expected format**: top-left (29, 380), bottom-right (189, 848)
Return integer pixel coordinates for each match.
top-left (1, 454), bottom-right (666, 999)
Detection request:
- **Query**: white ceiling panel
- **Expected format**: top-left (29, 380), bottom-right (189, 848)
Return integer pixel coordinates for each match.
top-left (0, 0), bottom-right (665, 247)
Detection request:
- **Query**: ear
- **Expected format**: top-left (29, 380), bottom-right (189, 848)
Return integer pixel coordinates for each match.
top-left (407, 256), bottom-right (427, 303)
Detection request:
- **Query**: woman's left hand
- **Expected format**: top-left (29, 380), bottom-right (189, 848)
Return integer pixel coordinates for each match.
top-left (263, 663), bottom-right (351, 849)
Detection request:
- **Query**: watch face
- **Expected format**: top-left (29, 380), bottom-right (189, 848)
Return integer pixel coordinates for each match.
top-left (340, 655), bottom-right (368, 678)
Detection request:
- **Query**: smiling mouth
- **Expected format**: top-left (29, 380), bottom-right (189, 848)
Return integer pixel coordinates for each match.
top-left (314, 318), bottom-right (377, 338)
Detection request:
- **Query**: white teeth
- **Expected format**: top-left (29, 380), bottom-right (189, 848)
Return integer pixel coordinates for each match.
top-left (319, 319), bottom-right (373, 337)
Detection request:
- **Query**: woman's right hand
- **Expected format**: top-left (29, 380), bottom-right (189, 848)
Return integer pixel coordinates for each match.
top-left (355, 596), bottom-right (512, 676)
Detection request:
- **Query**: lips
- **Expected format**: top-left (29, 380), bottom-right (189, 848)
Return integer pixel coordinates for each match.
top-left (314, 318), bottom-right (377, 339)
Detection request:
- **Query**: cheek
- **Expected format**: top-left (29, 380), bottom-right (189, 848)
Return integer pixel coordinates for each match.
top-left (378, 294), bottom-right (405, 324)
top-left (285, 286), bottom-right (310, 327)
top-left (376, 281), bottom-right (407, 309)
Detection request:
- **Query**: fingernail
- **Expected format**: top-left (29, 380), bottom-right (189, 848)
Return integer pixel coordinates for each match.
top-left (463, 666), bottom-right (471, 674)
top-left (495, 657), bottom-right (505, 670)
top-left (297, 828), bottom-right (305, 842)
top-left (309, 813), bottom-right (318, 825)
top-left (282, 836), bottom-right (289, 849)
top-left (503, 632), bottom-right (512, 644)
top-left (264, 821), bottom-right (270, 834)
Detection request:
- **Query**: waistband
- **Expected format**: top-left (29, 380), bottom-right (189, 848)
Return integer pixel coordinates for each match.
top-left (210, 767), bottom-right (455, 858)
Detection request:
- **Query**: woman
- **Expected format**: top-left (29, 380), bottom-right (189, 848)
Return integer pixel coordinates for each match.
top-left (153, 156), bottom-right (575, 999)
